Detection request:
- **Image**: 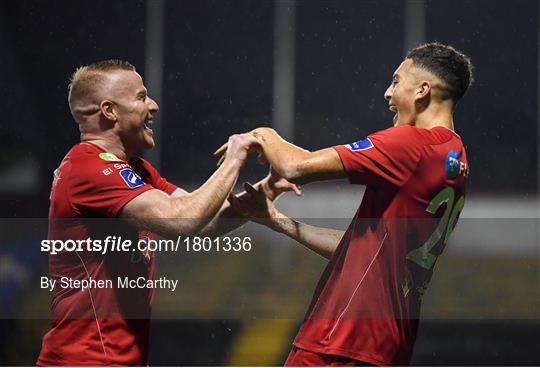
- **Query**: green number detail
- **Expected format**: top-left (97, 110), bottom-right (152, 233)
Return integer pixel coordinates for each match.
top-left (406, 187), bottom-right (464, 270)
top-left (445, 195), bottom-right (465, 243)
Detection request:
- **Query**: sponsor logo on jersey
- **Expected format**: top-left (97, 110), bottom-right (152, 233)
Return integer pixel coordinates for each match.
top-left (119, 168), bottom-right (145, 189)
top-left (99, 152), bottom-right (123, 162)
top-left (114, 163), bottom-right (131, 170)
top-left (102, 167), bottom-right (114, 176)
top-left (445, 150), bottom-right (469, 179)
top-left (345, 137), bottom-right (374, 151)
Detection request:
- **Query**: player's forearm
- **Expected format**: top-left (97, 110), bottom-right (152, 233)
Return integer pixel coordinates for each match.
top-left (268, 216), bottom-right (344, 260)
top-left (251, 128), bottom-right (312, 184)
top-left (169, 158), bottom-right (242, 235)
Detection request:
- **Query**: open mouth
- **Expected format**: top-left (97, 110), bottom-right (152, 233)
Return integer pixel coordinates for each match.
top-left (389, 104), bottom-right (398, 124)
top-left (144, 120), bottom-right (153, 131)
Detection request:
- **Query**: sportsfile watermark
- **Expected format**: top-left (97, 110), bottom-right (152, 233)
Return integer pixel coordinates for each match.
top-left (40, 235), bottom-right (253, 255)
top-left (0, 218), bottom-right (538, 320)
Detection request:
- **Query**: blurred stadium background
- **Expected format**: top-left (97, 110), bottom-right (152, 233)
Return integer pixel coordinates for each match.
top-left (0, 0), bottom-right (538, 365)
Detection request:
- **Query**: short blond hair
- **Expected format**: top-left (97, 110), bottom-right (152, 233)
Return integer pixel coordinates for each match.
top-left (68, 59), bottom-right (136, 110)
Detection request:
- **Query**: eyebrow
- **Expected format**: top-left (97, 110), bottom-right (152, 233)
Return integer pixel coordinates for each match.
top-left (136, 90), bottom-right (147, 97)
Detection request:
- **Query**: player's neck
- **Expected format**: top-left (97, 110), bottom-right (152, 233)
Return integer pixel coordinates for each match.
top-left (80, 134), bottom-right (129, 161)
top-left (413, 102), bottom-right (454, 131)
top-left (78, 117), bottom-right (131, 161)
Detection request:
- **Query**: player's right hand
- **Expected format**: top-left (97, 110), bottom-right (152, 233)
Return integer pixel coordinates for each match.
top-left (228, 182), bottom-right (283, 224)
top-left (215, 133), bottom-right (260, 167)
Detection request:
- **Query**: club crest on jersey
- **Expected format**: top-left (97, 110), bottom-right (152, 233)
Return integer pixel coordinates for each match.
top-left (345, 138), bottom-right (373, 151)
top-left (99, 152), bottom-right (123, 162)
top-left (119, 168), bottom-right (145, 189)
top-left (445, 150), bottom-right (468, 179)
top-left (445, 150), bottom-right (460, 179)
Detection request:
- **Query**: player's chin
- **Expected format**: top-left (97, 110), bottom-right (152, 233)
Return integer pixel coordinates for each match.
top-left (392, 113), bottom-right (399, 126)
top-left (145, 139), bottom-right (155, 149)
top-left (142, 130), bottom-right (155, 146)
top-left (141, 135), bottom-right (155, 149)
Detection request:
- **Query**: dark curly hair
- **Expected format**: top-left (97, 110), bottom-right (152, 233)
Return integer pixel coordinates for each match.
top-left (406, 42), bottom-right (474, 107)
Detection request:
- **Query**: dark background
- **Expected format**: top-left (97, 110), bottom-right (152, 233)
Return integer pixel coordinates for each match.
top-left (0, 0), bottom-right (537, 215)
top-left (0, 0), bottom-right (538, 366)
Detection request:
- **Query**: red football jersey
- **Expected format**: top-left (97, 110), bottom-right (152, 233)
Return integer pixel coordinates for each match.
top-left (37, 142), bottom-right (177, 366)
top-left (292, 125), bottom-right (468, 366)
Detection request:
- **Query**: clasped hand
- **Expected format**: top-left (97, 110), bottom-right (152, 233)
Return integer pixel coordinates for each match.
top-left (213, 130), bottom-right (301, 221)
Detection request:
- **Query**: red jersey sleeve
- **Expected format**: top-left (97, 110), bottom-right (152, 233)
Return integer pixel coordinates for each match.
top-left (129, 157), bottom-right (178, 195)
top-left (333, 125), bottom-right (423, 187)
top-left (68, 156), bottom-right (155, 218)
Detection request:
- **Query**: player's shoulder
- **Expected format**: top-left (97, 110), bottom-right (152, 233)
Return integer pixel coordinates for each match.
top-left (61, 144), bottom-right (150, 192)
top-left (370, 125), bottom-right (458, 146)
top-left (421, 126), bottom-right (461, 146)
top-left (369, 125), bottom-right (419, 141)
top-left (367, 125), bottom-right (422, 147)
top-left (66, 142), bottom-right (122, 164)
top-left (63, 142), bottom-right (131, 180)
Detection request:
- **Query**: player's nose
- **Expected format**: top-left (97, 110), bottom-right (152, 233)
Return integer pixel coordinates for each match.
top-left (147, 96), bottom-right (159, 112)
top-left (384, 85), bottom-right (392, 101)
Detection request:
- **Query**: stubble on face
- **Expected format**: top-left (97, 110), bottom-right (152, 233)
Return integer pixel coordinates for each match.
top-left (105, 71), bottom-right (155, 152)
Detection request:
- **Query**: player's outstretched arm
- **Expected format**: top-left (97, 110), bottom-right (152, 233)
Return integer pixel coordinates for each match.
top-left (267, 214), bottom-right (344, 260)
top-left (214, 127), bottom-right (347, 185)
top-left (252, 127), bottom-right (347, 185)
top-left (119, 134), bottom-right (258, 238)
top-left (231, 182), bottom-right (344, 260)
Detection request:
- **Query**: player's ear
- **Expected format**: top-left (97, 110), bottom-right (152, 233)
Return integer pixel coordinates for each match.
top-left (416, 81), bottom-right (431, 100)
top-left (100, 100), bottom-right (117, 122)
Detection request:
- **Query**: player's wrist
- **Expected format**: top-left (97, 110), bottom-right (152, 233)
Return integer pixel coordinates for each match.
top-left (250, 127), bottom-right (276, 138)
top-left (222, 155), bottom-right (245, 170)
